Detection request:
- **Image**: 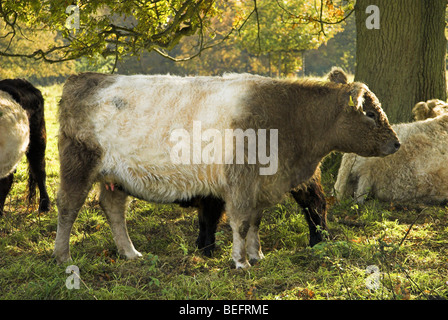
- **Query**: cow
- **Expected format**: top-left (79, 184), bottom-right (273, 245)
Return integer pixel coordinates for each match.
top-left (53, 71), bottom-right (399, 268)
top-left (0, 79), bottom-right (50, 215)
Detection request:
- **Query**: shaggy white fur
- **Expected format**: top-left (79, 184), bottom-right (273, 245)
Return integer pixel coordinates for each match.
top-left (335, 114), bottom-right (448, 204)
top-left (92, 74), bottom-right (260, 203)
top-left (0, 91), bottom-right (30, 178)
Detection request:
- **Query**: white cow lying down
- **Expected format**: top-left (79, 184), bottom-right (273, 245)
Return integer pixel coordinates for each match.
top-left (335, 113), bottom-right (448, 204)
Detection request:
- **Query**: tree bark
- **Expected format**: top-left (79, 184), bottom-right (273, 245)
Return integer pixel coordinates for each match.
top-left (355, 0), bottom-right (446, 123)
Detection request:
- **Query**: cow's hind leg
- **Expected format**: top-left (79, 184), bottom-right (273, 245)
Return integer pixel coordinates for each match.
top-left (53, 135), bottom-right (101, 264)
top-left (99, 185), bottom-right (142, 260)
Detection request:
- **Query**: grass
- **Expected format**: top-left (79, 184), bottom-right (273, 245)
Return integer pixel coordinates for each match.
top-left (0, 84), bottom-right (447, 301)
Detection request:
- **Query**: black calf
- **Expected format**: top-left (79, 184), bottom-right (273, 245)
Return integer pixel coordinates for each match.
top-left (290, 177), bottom-right (328, 246)
top-left (181, 174), bottom-right (328, 257)
top-left (0, 79), bottom-right (50, 215)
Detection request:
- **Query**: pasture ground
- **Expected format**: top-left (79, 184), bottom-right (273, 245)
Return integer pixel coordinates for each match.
top-left (0, 84), bottom-right (447, 301)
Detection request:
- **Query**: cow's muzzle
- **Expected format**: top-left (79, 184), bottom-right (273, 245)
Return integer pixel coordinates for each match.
top-left (380, 139), bottom-right (401, 156)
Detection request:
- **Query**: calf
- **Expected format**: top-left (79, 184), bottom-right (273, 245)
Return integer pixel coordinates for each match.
top-left (179, 168), bottom-right (327, 257)
top-left (54, 72), bottom-right (399, 268)
top-left (0, 79), bottom-right (50, 214)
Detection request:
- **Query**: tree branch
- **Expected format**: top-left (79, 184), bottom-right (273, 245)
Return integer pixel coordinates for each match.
top-left (0, 0), bottom-right (217, 65)
top-left (275, 0), bottom-right (354, 26)
top-left (253, 0), bottom-right (262, 54)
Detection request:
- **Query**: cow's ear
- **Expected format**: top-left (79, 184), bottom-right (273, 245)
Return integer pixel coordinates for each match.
top-left (347, 83), bottom-right (367, 112)
top-left (412, 101), bottom-right (429, 121)
top-left (327, 67), bottom-right (348, 84)
top-left (426, 99), bottom-right (445, 110)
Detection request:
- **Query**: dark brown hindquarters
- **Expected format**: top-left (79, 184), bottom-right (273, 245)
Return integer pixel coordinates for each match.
top-left (53, 133), bottom-right (103, 263)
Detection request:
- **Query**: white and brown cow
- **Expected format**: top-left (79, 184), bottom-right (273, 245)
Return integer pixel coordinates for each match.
top-left (53, 72), bottom-right (399, 268)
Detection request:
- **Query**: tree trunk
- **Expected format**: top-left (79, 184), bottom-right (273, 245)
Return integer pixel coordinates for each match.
top-left (355, 0), bottom-right (446, 123)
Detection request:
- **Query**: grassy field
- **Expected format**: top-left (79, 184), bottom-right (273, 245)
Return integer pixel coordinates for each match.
top-left (0, 83), bottom-right (447, 301)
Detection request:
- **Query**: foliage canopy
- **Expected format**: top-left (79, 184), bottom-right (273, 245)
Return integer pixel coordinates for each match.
top-left (0, 0), bottom-right (354, 78)
top-left (0, 0), bottom-right (217, 62)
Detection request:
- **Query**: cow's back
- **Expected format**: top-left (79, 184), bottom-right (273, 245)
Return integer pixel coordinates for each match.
top-left (92, 74), bottom-right (251, 163)
top-left (59, 73), bottom-right (266, 202)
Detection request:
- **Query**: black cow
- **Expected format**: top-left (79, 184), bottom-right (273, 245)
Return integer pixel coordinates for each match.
top-left (0, 79), bottom-right (50, 215)
top-left (180, 172), bottom-right (328, 257)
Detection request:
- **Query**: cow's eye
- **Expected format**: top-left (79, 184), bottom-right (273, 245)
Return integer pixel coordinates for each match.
top-left (365, 111), bottom-right (376, 120)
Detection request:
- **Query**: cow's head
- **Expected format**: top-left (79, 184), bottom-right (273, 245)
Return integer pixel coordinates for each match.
top-left (328, 67), bottom-right (400, 157)
top-left (412, 99), bottom-right (448, 121)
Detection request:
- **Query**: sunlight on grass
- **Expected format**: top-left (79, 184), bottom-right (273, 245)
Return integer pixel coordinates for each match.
top-left (0, 83), bottom-right (447, 300)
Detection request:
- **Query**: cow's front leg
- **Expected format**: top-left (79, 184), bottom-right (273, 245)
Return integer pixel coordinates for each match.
top-left (246, 211), bottom-right (264, 264)
top-left (229, 218), bottom-right (250, 269)
top-left (99, 184), bottom-right (142, 260)
top-left (227, 202), bottom-right (260, 269)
